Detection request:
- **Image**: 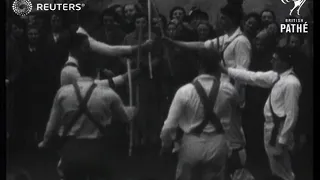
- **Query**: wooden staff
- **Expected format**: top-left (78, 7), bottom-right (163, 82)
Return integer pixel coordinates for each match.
top-left (127, 58), bottom-right (133, 157)
top-left (148, 0), bottom-right (153, 79)
top-left (151, 0), bottom-right (173, 77)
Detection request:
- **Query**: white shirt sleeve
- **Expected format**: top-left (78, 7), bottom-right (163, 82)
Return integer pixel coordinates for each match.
top-left (89, 38), bottom-right (132, 57)
top-left (95, 75), bottom-right (125, 88)
top-left (227, 68), bottom-right (279, 88)
top-left (160, 87), bottom-right (186, 145)
top-left (234, 37), bottom-right (251, 69)
top-left (278, 80), bottom-right (301, 145)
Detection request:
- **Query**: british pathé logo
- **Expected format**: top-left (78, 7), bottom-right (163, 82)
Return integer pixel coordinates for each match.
top-left (281, 0), bottom-right (306, 16)
top-left (280, 18), bottom-right (308, 34)
top-left (280, 0), bottom-right (308, 34)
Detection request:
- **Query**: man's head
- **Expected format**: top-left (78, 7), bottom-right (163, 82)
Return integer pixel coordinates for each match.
top-left (190, 10), bottom-right (209, 28)
top-left (166, 21), bottom-right (177, 39)
top-left (287, 34), bottom-right (304, 50)
top-left (101, 8), bottom-right (116, 29)
top-left (242, 12), bottom-right (261, 37)
top-left (134, 13), bottom-right (148, 32)
top-left (124, 3), bottom-right (140, 22)
top-left (219, 3), bottom-right (244, 31)
top-left (260, 9), bottom-right (276, 28)
top-left (50, 13), bottom-right (63, 32)
top-left (170, 6), bottom-right (186, 22)
top-left (27, 25), bottom-right (40, 45)
top-left (9, 18), bottom-right (26, 39)
top-left (198, 49), bottom-right (221, 75)
top-left (271, 47), bottom-right (297, 73)
top-left (197, 21), bottom-right (213, 41)
top-left (69, 33), bottom-right (90, 57)
top-left (69, 33), bottom-right (97, 78)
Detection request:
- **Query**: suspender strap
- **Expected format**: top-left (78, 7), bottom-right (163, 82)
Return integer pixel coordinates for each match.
top-left (108, 78), bottom-right (116, 89)
top-left (73, 82), bottom-right (107, 135)
top-left (219, 34), bottom-right (244, 85)
top-left (64, 62), bottom-right (79, 69)
top-left (190, 79), bottom-right (224, 135)
top-left (61, 82), bottom-right (97, 138)
top-left (219, 34), bottom-right (244, 68)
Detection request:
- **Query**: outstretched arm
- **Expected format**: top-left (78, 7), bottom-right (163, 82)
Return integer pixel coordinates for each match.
top-left (163, 37), bottom-right (207, 51)
top-left (220, 65), bottom-right (279, 88)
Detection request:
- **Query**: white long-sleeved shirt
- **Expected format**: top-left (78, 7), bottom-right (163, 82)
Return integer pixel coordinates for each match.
top-left (160, 74), bottom-right (246, 149)
top-left (227, 68), bottom-right (301, 148)
top-left (60, 55), bottom-right (125, 87)
top-left (204, 27), bottom-right (252, 105)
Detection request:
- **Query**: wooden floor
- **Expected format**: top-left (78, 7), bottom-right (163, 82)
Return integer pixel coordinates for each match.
top-left (7, 145), bottom-right (312, 180)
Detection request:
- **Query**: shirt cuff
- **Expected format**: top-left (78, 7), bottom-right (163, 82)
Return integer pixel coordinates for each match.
top-left (204, 40), bottom-right (213, 50)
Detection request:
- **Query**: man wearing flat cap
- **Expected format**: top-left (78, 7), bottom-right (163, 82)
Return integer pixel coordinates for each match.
top-left (220, 46), bottom-right (301, 180)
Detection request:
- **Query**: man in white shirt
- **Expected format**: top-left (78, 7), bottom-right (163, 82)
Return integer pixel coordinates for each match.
top-left (160, 49), bottom-right (240, 180)
top-left (60, 30), bottom-right (144, 87)
top-left (220, 47), bottom-right (301, 180)
top-left (161, 3), bottom-right (250, 177)
top-left (39, 33), bottom-right (138, 180)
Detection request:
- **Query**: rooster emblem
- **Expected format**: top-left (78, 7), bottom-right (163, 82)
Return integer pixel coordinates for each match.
top-left (281, 0), bottom-right (307, 16)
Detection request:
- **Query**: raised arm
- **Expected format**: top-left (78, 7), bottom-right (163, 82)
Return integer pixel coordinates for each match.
top-left (278, 81), bottom-right (301, 146)
top-left (223, 67), bottom-right (279, 88)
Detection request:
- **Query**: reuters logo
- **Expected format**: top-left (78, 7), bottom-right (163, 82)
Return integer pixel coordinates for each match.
top-left (12, 0), bottom-right (33, 16)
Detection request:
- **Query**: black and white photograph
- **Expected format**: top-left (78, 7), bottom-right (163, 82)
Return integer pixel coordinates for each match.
top-left (6, 0), bottom-right (313, 180)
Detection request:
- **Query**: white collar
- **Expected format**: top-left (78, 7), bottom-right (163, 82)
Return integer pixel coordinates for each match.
top-left (280, 68), bottom-right (294, 77)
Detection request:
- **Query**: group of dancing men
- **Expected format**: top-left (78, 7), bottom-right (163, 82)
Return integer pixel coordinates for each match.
top-left (22, 2), bottom-right (308, 180)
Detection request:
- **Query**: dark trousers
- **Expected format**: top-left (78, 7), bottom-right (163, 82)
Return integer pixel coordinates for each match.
top-left (59, 138), bottom-right (112, 180)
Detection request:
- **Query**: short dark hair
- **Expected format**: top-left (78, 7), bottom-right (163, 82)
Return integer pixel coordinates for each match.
top-left (244, 12), bottom-right (261, 27)
top-left (69, 33), bottom-right (88, 53)
top-left (198, 49), bottom-right (221, 74)
top-left (260, 9), bottom-right (276, 21)
top-left (190, 10), bottom-right (209, 21)
top-left (169, 6), bottom-right (186, 20)
top-left (100, 8), bottom-right (116, 23)
top-left (220, 3), bottom-right (244, 26)
top-left (275, 46), bottom-right (298, 67)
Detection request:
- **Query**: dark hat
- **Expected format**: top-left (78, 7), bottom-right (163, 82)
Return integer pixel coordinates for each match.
top-left (220, 3), bottom-right (244, 20)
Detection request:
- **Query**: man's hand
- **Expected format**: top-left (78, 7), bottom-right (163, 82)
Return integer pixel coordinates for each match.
top-left (38, 140), bottom-right (47, 149)
top-left (219, 63), bottom-right (228, 74)
top-left (125, 106), bottom-right (139, 122)
top-left (76, 26), bottom-right (89, 36)
top-left (141, 39), bottom-right (154, 52)
top-left (273, 143), bottom-right (286, 159)
top-left (101, 69), bottom-right (115, 78)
